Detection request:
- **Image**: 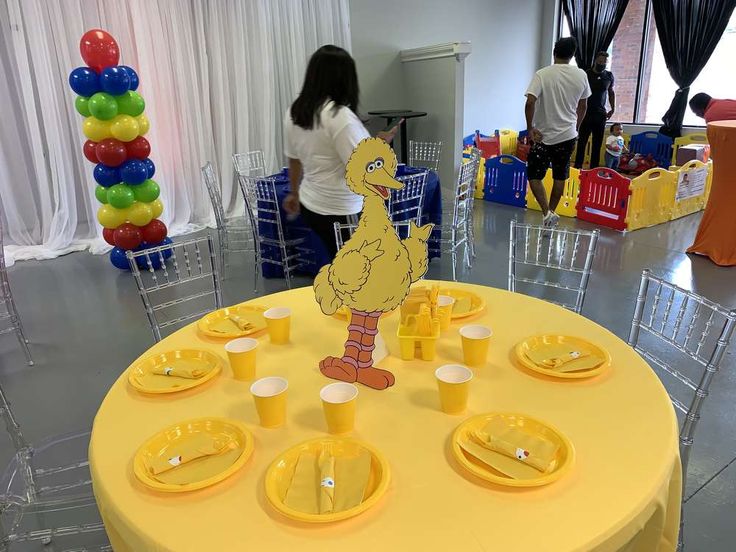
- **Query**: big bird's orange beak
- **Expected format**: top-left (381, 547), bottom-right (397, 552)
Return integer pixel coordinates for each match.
top-left (365, 167), bottom-right (403, 200)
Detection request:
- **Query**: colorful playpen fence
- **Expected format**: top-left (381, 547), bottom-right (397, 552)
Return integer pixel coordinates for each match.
top-left (628, 131), bottom-right (673, 168)
top-left (525, 168), bottom-right (581, 218)
top-left (671, 133), bottom-right (708, 165)
top-left (576, 168), bottom-right (631, 231)
top-left (570, 133), bottom-right (631, 169)
top-left (483, 155), bottom-right (527, 207)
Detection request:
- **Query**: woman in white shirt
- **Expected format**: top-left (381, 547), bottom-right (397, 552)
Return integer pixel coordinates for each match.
top-left (283, 45), bottom-right (398, 262)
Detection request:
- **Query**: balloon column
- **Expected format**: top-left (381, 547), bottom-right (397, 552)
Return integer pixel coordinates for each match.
top-left (69, 29), bottom-right (171, 270)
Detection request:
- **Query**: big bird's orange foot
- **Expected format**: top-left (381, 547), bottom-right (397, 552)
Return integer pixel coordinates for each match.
top-left (320, 357), bottom-right (357, 383)
top-left (356, 366), bottom-right (395, 390)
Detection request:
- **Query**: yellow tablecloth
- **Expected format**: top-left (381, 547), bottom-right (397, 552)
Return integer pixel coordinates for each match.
top-left (90, 282), bottom-right (681, 552)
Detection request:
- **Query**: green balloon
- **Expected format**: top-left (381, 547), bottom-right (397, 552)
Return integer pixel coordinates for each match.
top-left (107, 183), bottom-right (135, 209)
top-left (94, 185), bottom-right (109, 204)
top-left (133, 179), bottom-right (160, 203)
top-left (115, 91), bottom-right (145, 117)
top-left (75, 96), bottom-right (91, 117)
top-left (88, 92), bottom-right (118, 120)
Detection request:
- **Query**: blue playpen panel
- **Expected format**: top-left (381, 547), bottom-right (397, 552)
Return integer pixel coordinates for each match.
top-left (483, 155), bottom-right (527, 207)
top-left (629, 131), bottom-right (673, 168)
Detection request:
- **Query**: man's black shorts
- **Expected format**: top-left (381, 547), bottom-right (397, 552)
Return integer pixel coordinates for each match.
top-left (527, 138), bottom-right (577, 181)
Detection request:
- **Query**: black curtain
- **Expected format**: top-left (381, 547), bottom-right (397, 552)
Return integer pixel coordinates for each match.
top-left (653, 0), bottom-right (736, 137)
top-left (562, 0), bottom-right (629, 69)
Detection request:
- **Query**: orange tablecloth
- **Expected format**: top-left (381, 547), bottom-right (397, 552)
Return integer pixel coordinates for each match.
top-left (687, 120), bottom-right (736, 265)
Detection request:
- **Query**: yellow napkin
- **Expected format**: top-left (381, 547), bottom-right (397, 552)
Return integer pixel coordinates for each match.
top-left (147, 433), bottom-right (237, 476)
top-left (525, 343), bottom-right (604, 373)
top-left (458, 436), bottom-right (540, 479)
top-left (151, 359), bottom-right (211, 379)
top-left (208, 317), bottom-right (240, 334)
top-left (284, 453), bottom-right (319, 514)
top-left (474, 418), bottom-right (559, 473)
top-left (333, 448), bottom-right (372, 512)
top-left (453, 296), bottom-right (472, 314)
top-left (228, 314), bottom-right (253, 331)
top-left (319, 447), bottom-right (335, 514)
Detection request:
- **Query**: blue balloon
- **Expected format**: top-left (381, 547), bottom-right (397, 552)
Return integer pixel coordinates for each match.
top-left (160, 237), bottom-right (173, 259)
top-left (119, 65), bottom-right (139, 91)
top-left (94, 164), bottom-right (120, 187)
top-left (135, 244), bottom-right (164, 270)
top-left (109, 247), bottom-right (130, 270)
top-left (143, 158), bottom-right (155, 179)
top-left (69, 67), bottom-right (100, 96)
top-left (100, 66), bottom-right (130, 96)
top-left (120, 159), bottom-right (148, 185)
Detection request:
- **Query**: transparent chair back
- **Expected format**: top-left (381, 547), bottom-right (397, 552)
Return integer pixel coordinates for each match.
top-left (388, 171), bottom-right (428, 225)
top-left (334, 221), bottom-right (412, 250)
top-left (627, 270), bottom-right (736, 550)
top-left (0, 221), bottom-right (32, 365)
top-left (232, 150), bottom-right (266, 178)
top-left (408, 140), bottom-right (442, 171)
top-left (238, 175), bottom-right (307, 290)
top-left (126, 236), bottom-right (223, 342)
top-left (0, 382), bottom-right (108, 549)
top-left (508, 220), bottom-right (599, 313)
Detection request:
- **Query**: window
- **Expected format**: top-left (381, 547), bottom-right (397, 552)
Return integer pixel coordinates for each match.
top-left (558, 1), bottom-right (736, 126)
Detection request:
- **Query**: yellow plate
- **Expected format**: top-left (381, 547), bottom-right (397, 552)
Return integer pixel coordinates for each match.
top-left (451, 413), bottom-right (574, 487)
top-left (197, 304), bottom-right (267, 338)
top-left (133, 418), bottom-right (254, 493)
top-left (128, 349), bottom-right (224, 394)
top-left (265, 437), bottom-right (390, 523)
top-left (331, 306), bottom-right (394, 320)
top-left (439, 288), bottom-right (486, 319)
top-left (514, 335), bottom-right (611, 379)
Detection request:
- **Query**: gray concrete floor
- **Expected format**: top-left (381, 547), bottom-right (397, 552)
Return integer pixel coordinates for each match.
top-left (1, 201), bottom-right (734, 550)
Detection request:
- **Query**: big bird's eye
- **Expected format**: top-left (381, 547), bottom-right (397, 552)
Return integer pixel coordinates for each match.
top-left (374, 158), bottom-right (384, 169)
top-left (366, 162), bottom-right (376, 173)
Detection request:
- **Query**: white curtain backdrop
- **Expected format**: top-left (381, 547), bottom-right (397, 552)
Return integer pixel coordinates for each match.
top-left (0, 0), bottom-right (351, 265)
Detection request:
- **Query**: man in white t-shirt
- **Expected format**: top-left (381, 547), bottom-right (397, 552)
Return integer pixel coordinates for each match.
top-left (524, 37), bottom-right (591, 227)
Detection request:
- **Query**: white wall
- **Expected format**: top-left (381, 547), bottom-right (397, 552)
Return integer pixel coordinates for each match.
top-left (349, 0), bottom-right (546, 137)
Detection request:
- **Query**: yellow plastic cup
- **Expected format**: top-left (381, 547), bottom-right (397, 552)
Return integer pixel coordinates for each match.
top-left (225, 337), bottom-right (258, 381)
top-left (460, 325), bottom-right (492, 366)
top-left (435, 364), bottom-right (473, 414)
top-left (264, 307), bottom-right (291, 344)
top-left (250, 377), bottom-right (288, 428)
top-left (437, 295), bottom-right (455, 330)
top-left (320, 382), bottom-right (358, 434)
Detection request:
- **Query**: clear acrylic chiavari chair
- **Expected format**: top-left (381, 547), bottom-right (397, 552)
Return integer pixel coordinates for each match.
top-left (408, 140), bottom-right (442, 172)
top-left (0, 382), bottom-right (109, 550)
top-left (232, 150), bottom-right (266, 178)
top-left (333, 220), bottom-right (412, 251)
top-left (627, 270), bottom-right (736, 551)
top-left (126, 236), bottom-right (223, 343)
top-left (237, 175), bottom-right (308, 291)
top-left (508, 220), bottom-right (599, 314)
top-left (465, 147), bottom-right (482, 261)
top-left (388, 171), bottom-right (428, 226)
top-left (0, 223), bottom-right (32, 365)
top-left (201, 162), bottom-right (253, 274)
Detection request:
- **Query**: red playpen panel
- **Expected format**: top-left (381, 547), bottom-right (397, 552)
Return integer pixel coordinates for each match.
top-left (576, 168), bottom-right (631, 231)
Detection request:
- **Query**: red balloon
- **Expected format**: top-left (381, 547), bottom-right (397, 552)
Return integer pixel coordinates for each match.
top-left (113, 223), bottom-right (143, 250)
top-left (80, 29), bottom-right (119, 73)
top-left (102, 227), bottom-right (116, 246)
top-left (95, 138), bottom-right (127, 167)
top-left (83, 140), bottom-right (99, 163)
top-left (125, 136), bottom-right (151, 160)
top-left (141, 219), bottom-right (167, 244)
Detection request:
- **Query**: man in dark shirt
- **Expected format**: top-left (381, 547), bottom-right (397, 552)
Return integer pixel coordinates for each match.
top-left (573, 51), bottom-right (615, 169)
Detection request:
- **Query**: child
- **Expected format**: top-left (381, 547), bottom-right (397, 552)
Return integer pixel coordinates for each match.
top-left (605, 123), bottom-right (628, 169)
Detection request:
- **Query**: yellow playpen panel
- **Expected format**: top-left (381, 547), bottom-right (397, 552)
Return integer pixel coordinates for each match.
top-left (525, 167), bottom-right (580, 218)
top-left (626, 168), bottom-right (676, 231)
top-left (671, 133), bottom-right (708, 165)
top-left (670, 160), bottom-right (711, 219)
top-left (498, 129), bottom-right (519, 155)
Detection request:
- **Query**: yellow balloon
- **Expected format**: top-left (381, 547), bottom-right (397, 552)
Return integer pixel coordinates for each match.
top-left (150, 198), bottom-right (164, 218)
top-left (127, 201), bottom-right (153, 226)
top-left (136, 114), bottom-right (150, 136)
top-left (97, 204), bottom-right (127, 229)
top-left (110, 115), bottom-right (140, 142)
top-left (83, 117), bottom-right (112, 142)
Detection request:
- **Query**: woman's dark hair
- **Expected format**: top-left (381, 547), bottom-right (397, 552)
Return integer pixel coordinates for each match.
top-left (610, 122), bottom-right (622, 133)
top-left (290, 45), bottom-right (359, 130)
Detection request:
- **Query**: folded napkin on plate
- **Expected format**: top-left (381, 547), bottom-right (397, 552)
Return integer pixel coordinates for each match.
top-left (228, 314), bottom-right (253, 331)
top-left (458, 436), bottom-right (540, 479)
top-left (452, 296), bottom-right (472, 314)
top-left (208, 317), bottom-right (240, 334)
top-left (525, 343), bottom-right (604, 373)
top-left (333, 448), bottom-right (371, 512)
top-left (284, 452), bottom-right (320, 514)
top-left (148, 433), bottom-right (237, 475)
top-left (319, 448), bottom-right (335, 514)
top-left (473, 418), bottom-right (559, 473)
top-left (151, 359), bottom-right (211, 379)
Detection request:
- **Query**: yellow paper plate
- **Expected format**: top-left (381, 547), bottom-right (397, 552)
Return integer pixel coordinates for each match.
top-left (452, 413), bottom-right (574, 487)
top-left (265, 437), bottom-right (390, 523)
top-left (133, 418), bottom-right (253, 493)
top-left (514, 335), bottom-right (611, 379)
top-left (439, 288), bottom-right (486, 319)
top-left (331, 306), bottom-right (394, 320)
top-left (197, 304), bottom-right (267, 338)
top-left (128, 349), bottom-right (224, 394)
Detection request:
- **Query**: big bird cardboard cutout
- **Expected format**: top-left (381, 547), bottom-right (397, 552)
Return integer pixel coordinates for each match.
top-left (314, 137), bottom-right (433, 390)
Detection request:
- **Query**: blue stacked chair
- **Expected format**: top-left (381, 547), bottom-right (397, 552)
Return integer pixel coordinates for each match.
top-left (483, 155), bottom-right (527, 207)
top-left (629, 131), bottom-right (674, 168)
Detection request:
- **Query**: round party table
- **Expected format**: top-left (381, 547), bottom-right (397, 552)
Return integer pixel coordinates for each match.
top-left (90, 282), bottom-right (681, 551)
top-left (687, 120), bottom-right (736, 265)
